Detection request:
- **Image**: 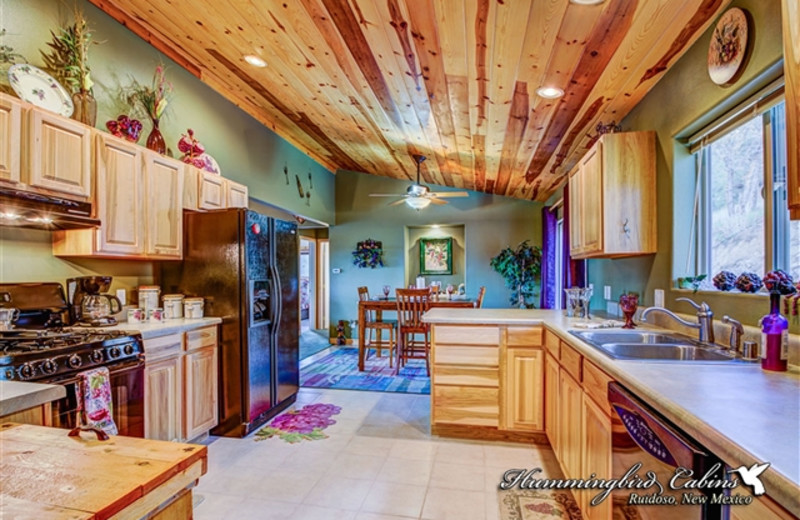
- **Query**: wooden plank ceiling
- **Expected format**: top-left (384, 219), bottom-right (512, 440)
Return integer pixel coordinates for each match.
top-left (90, 0), bottom-right (730, 201)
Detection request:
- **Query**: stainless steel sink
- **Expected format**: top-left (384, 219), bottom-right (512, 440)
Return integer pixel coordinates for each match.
top-left (569, 329), bottom-right (742, 362)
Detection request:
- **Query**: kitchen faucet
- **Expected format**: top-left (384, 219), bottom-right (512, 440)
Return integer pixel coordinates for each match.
top-left (641, 297), bottom-right (715, 344)
top-left (722, 315), bottom-right (744, 351)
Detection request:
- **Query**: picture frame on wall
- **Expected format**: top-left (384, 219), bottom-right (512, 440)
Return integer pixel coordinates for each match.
top-left (419, 237), bottom-right (453, 275)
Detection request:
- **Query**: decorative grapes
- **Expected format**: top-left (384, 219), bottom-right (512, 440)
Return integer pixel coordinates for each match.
top-left (734, 272), bottom-right (763, 293)
top-left (712, 271), bottom-right (737, 291)
top-left (763, 270), bottom-right (796, 295)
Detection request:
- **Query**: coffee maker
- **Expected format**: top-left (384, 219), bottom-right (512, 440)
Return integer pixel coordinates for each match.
top-left (67, 276), bottom-right (122, 326)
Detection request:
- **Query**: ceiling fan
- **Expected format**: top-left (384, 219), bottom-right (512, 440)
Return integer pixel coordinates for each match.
top-left (369, 155), bottom-right (468, 209)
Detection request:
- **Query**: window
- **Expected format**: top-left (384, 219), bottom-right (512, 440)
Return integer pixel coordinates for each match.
top-left (694, 95), bottom-right (790, 279)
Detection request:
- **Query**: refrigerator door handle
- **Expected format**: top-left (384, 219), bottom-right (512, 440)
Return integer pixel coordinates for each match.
top-left (272, 264), bottom-right (283, 337)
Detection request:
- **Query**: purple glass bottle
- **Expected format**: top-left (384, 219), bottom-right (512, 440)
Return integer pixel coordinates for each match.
top-left (761, 292), bottom-right (788, 372)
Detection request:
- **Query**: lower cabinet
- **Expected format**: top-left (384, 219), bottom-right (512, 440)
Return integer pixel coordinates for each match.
top-left (558, 368), bottom-right (583, 478)
top-left (504, 347), bottom-right (544, 431)
top-left (580, 393), bottom-right (613, 520)
top-left (544, 352), bottom-right (560, 453)
top-left (143, 326), bottom-right (218, 442)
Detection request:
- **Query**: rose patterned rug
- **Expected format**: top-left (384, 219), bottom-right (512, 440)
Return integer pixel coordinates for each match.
top-left (254, 403), bottom-right (342, 443)
top-left (498, 489), bottom-right (582, 520)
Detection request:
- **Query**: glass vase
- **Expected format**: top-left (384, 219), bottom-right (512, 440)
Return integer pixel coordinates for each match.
top-left (620, 294), bottom-right (639, 329)
top-left (71, 90), bottom-right (97, 127)
top-left (146, 118), bottom-right (166, 154)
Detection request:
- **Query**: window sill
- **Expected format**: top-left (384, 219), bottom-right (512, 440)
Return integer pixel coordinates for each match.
top-left (673, 288), bottom-right (771, 299)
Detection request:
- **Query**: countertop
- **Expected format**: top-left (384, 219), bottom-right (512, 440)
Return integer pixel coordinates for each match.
top-left (423, 308), bottom-right (800, 516)
top-left (97, 317), bottom-right (222, 339)
top-left (0, 380), bottom-right (66, 416)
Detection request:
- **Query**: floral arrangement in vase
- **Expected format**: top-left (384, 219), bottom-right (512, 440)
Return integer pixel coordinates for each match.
top-left (125, 65), bottom-right (173, 154)
top-left (177, 129), bottom-right (220, 174)
top-left (40, 8), bottom-right (100, 126)
top-left (352, 239), bottom-right (384, 269)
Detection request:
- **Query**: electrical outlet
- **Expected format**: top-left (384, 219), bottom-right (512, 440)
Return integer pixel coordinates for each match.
top-left (604, 285), bottom-right (611, 300)
top-left (654, 289), bottom-right (665, 307)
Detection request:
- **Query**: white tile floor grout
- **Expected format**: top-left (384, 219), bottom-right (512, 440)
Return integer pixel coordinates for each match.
top-left (193, 388), bottom-right (562, 520)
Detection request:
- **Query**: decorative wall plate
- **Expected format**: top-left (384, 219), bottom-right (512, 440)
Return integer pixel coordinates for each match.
top-left (7, 64), bottom-right (73, 117)
top-left (707, 8), bottom-right (750, 86)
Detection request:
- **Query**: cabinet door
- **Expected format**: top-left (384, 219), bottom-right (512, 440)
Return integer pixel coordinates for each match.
top-left (580, 144), bottom-right (603, 255)
top-left (784, 0), bottom-right (800, 219)
top-left (544, 353), bottom-right (560, 454)
top-left (0, 94), bottom-right (22, 184)
top-left (184, 345), bottom-right (218, 440)
top-left (198, 170), bottom-right (226, 210)
top-left (95, 134), bottom-right (146, 255)
top-left (145, 355), bottom-right (182, 442)
top-left (226, 179), bottom-right (249, 208)
top-left (27, 109), bottom-right (91, 197)
top-left (568, 169), bottom-right (583, 254)
top-left (580, 395), bottom-right (612, 520)
top-left (145, 153), bottom-right (184, 258)
top-left (558, 370), bottom-right (583, 478)
top-left (504, 347), bottom-right (544, 431)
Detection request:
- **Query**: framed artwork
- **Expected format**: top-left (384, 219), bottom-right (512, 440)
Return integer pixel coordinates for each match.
top-left (419, 237), bottom-right (453, 275)
top-left (707, 7), bottom-right (750, 86)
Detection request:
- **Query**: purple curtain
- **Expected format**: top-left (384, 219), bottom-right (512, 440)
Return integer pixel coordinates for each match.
top-left (562, 183), bottom-right (586, 306)
top-left (540, 206), bottom-right (558, 309)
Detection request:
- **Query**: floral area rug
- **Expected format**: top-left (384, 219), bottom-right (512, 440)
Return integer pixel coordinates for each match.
top-left (498, 489), bottom-right (582, 520)
top-left (254, 403), bottom-right (341, 443)
top-left (301, 347), bottom-right (430, 394)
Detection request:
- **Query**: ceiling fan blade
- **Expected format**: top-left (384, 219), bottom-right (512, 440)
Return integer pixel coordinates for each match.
top-left (428, 191), bottom-right (469, 198)
top-left (428, 197), bottom-right (448, 205)
top-left (369, 193), bottom-right (405, 197)
top-left (388, 199), bottom-right (407, 206)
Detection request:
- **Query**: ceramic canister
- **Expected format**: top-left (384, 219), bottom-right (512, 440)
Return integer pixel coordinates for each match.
top-left (184, 297), bottom-right (204, 319)
top-left (163, 294), bottom-right (184, 320)
top-left (138, 285), bottom-right (161, 314)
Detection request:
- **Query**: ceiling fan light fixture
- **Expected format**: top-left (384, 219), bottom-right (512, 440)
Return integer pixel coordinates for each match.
top-left (569, 0), bottom-right (605, 4)
top-left (405, 197), bottom-right (432, 210)
top-left (244, 54), bottom-right (267, 67)
top-left (536, 86), bottom-right (564, 99)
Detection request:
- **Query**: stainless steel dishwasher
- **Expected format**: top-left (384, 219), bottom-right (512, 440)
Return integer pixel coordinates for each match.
top-left (607, 383), bottom-right (729, 520)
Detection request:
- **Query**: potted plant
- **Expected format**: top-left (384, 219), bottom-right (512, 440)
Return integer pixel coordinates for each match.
top-left (677, 274), bottom-right (707, 293)
top-left (40, 8), bottom-right (99, 126)
top-left (490, 240), bottom-right (542, 309)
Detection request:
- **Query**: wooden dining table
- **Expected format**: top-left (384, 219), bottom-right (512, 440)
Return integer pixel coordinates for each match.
top-left (357, 296), bottom-right (475, 371)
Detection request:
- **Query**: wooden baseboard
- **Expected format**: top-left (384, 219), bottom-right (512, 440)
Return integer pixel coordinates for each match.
top-left (432, 424), bottom-right (550, 445)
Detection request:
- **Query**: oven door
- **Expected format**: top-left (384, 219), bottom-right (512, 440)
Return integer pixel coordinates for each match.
top-left (49, 358), bottom-right (145, 438)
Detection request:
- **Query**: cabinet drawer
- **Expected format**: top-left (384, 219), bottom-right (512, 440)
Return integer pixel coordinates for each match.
top-left (434, 366), bottom-right (499, 387)
top-left (433, 385), bottom-right (499, 426)
top-left (507, 326), bottom-right (543, 347)
top-left (186, 326), bottom-right (217, 351)
top-left (433, 345), bottom-right (498, 367)
top-left (143, 333), bottom-right (184, 362)
top-left (434, 325), bottom-right (499, 345)
top-left (582, 360), bottom-right (613, 412)
top-left (559, 342), bottom-right (582, 382)
top-left (544, 330), bottom-right (560, 357)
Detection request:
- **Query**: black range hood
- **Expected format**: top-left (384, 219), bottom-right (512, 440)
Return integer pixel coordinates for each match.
top-left (0, 185), bottom-right (101, 230)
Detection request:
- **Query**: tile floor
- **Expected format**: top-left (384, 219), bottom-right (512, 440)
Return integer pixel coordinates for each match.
top-left (193, 388), bottom-right (563, 520)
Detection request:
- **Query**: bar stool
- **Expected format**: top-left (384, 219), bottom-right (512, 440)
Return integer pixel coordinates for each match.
top-left (357, 286), bottom-right (396, 366)
top-left (475, 286), bottom-right (486, 308)
top-left (395, 288), bottom-right (432, 376)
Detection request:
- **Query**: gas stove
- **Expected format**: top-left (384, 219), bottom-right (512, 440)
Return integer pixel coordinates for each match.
top-left (0, 328), bottom-right (143, 382)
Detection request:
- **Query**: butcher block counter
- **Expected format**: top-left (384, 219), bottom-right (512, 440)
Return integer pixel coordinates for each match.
top-left (0, 423), bottom-right (207, 519)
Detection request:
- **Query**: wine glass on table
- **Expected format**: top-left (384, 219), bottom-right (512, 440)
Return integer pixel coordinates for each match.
top-left (382, 285), bottom-right (391, 300)
top-left (446, 284), bottom-right (454, 300)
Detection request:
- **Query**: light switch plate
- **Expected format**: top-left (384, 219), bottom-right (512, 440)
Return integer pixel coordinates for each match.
top-left (332, 268), bottom-right (342, 274)
top-left (654, 289), bottom-right (665, 307)
top-left (604, 285), bottom-right (611, 300)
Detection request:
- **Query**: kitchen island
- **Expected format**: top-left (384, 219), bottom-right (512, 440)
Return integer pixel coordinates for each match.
top-left (0, 380), bottom-right (65, 418)
top-left (0, 422), bottom-right (207, 519)
top-left (423, 308), bottom-right (800, 519)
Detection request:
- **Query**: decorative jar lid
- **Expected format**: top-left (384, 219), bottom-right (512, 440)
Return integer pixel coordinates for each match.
top-left (184, 297), bottom-right (204, 303)
top-left (139, 285), bottom-right (160, 291)
top-left (163, 294), bottom-right (184, 300)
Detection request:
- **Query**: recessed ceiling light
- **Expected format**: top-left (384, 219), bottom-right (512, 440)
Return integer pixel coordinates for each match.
top-left (244, 54), bottom-right (267, 67)
top-left (570, 0), bottom-right (605, 4)
top-left (536, 86), bottom-right (564, 99)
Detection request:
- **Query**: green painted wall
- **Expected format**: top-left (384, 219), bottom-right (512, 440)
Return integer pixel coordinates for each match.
top-left (0, 0), bottom-right (335, 292)
top-left (330, 170), bottom-right (543, 327)
top-left (405, 225), bottom-right (466, 288)
top-left (586, 0), bottom-right (786, 328)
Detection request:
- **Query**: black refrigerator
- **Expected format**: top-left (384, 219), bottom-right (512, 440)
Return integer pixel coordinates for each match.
top-left (158, 209), bottom-right (299, 437)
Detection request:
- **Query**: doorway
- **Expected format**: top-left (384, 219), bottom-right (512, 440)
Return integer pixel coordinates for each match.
top-left (299, 235), bottom-right (331, 361)
top-left (299, 238), bottom-right (315, 332)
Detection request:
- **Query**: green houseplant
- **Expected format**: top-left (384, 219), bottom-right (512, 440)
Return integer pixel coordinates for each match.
top-left (490, 240), bottom-right (542, 309)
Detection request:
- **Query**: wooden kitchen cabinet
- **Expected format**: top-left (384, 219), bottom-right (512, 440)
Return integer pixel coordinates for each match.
top-left (503, 346), bottom-right (544, 432)
top-left (144, 153), bottom-right (184, 258)
top-left (25, 108), bottom-right (92, 198)
top-left (568, 131), bottom-right (656, 259)
top-left (0, 93), bottom-right (22, 184)
top-left (145, 355), bottom-right (183, 442)
top-left (544, 352), bottom-right (560, 453)
top-left (226, 178), bottom-right (249, 208)
top-left (558, 369), bottom-right (583, 478)
top-left (184, 165), bottom-right (226, 211)
top-left (580, 394), bottom-right (613, 520)
top-left (784, 0), bottom-right (800, 219)
top-left (184, 344), bottom-right (218, 440)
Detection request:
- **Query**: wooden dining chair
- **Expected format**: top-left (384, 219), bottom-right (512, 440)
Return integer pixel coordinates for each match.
top-left (475, 286), bottom-right (486, 308)
top-left (395, 288), bottom-right (432, 376)
top-left (357, 286), bottom-right (396, 366)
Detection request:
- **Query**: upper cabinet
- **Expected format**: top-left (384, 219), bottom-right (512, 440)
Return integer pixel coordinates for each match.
top-left (25, 108), bottom-right (92, 198)
top-left (783, 0), bottom-right (800, 219)
top-left (568, 131), bottom-right (656, 259)
top-left (0, 94), bottom-right (22, 184)
top-left (226, 179), bottom-right (249, 208)
top-left (145, 153), bottom-right (184, 258)
top-left (183, 166), bottom-right (249, 211)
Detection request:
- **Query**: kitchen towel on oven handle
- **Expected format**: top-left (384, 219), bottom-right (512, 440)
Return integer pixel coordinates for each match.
top-left (77, 367), bottom-right (119, 436)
